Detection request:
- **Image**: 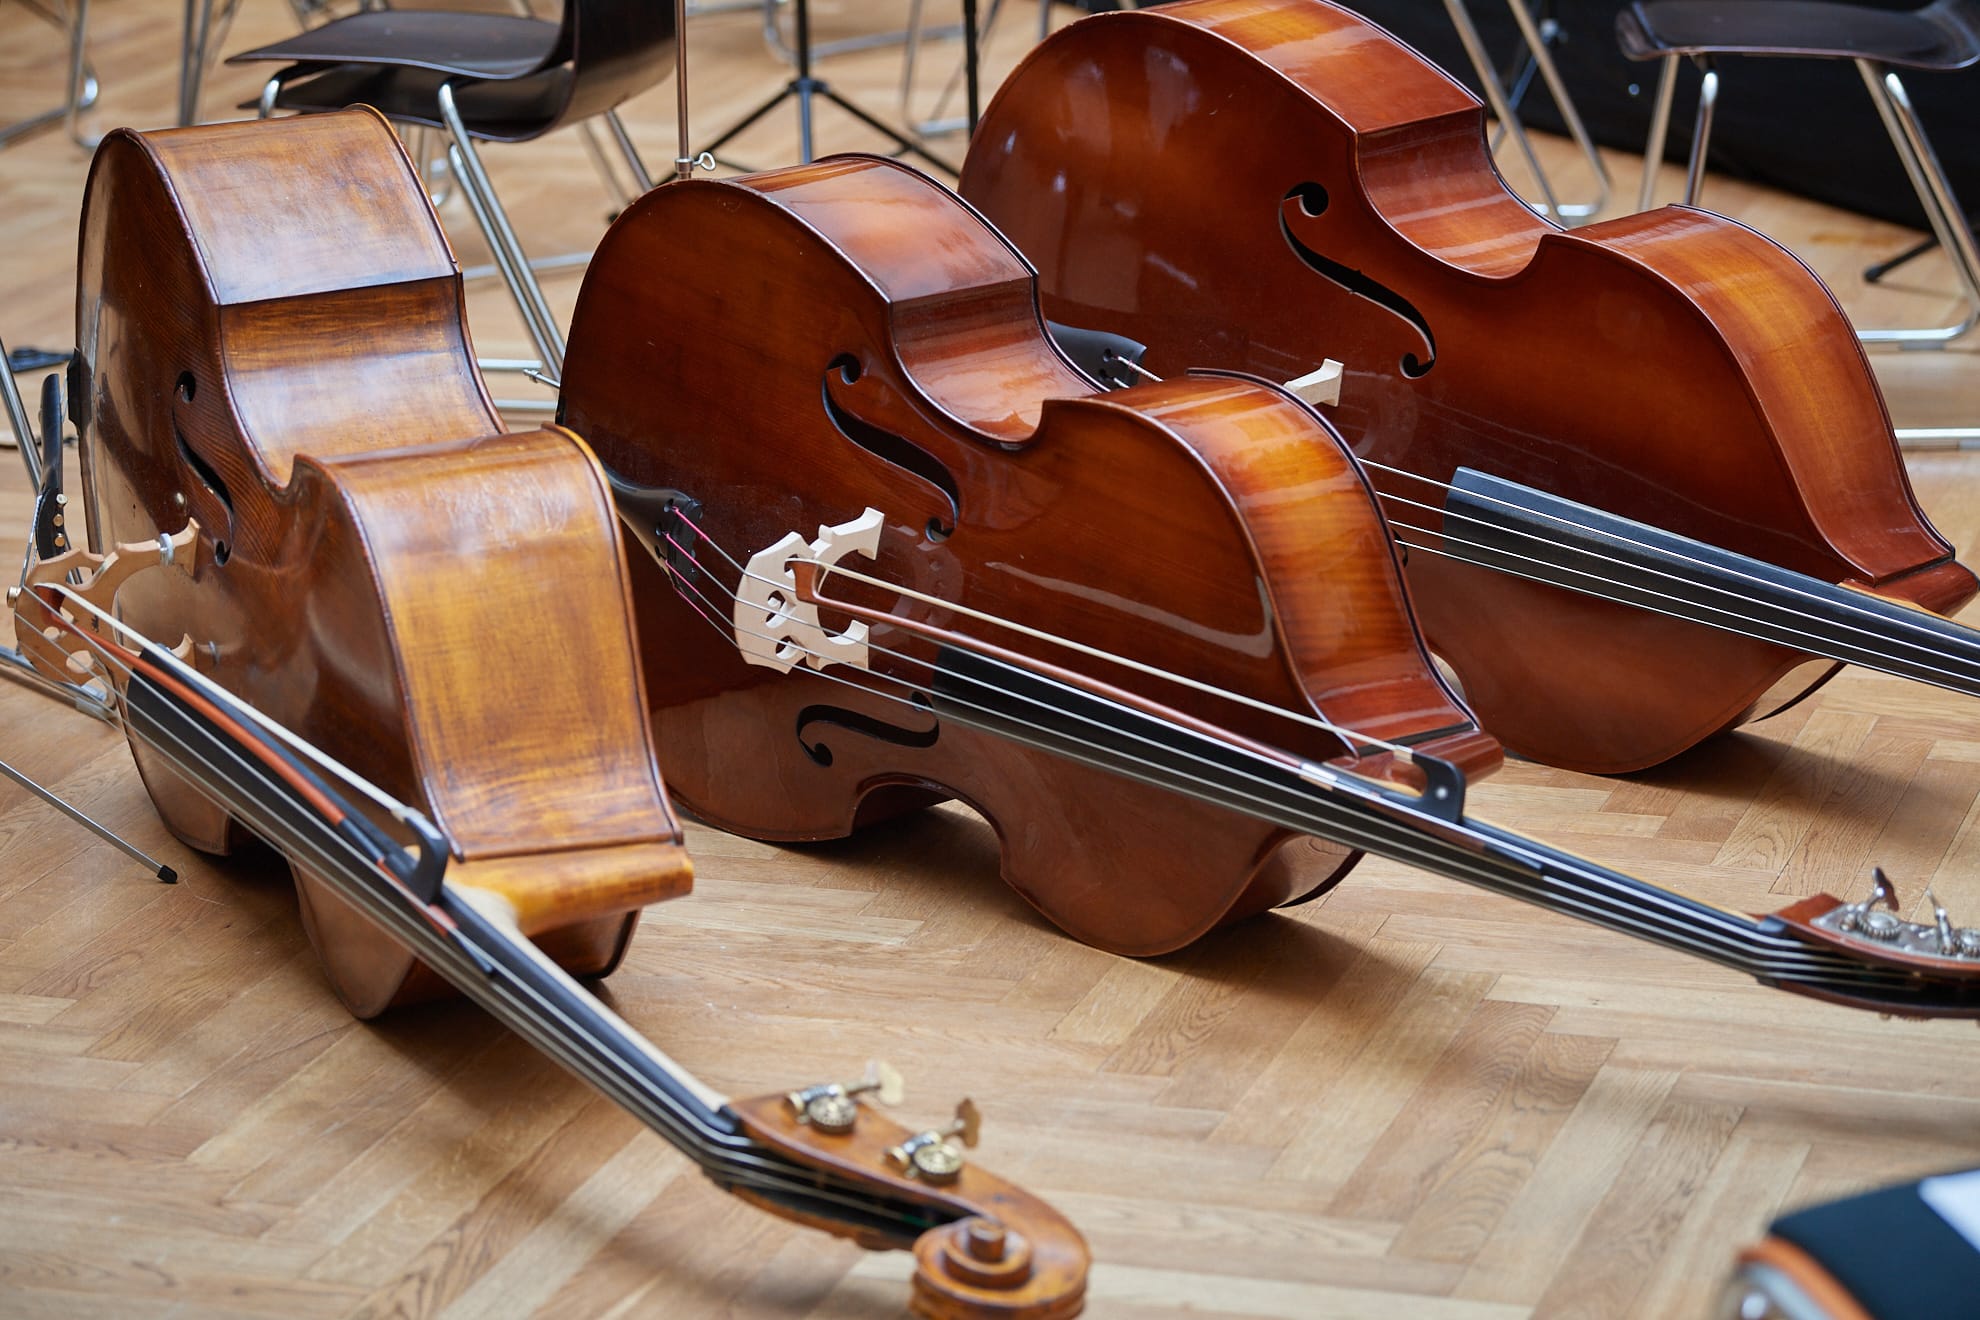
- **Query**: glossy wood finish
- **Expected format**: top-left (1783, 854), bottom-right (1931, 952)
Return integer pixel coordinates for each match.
top-left (560, 153), bottom-right (1500, 957)
top-left (73, 108), bottom-right (689, 1015)
top-left (959, 0), bottom-right (1980, 774)
top-left (729, 1093), bottom-right (1087, 1318)
top-left (9, 5), bottom-right (1980, 1309)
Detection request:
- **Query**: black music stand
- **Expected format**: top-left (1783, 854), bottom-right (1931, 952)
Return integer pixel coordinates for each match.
top-left (700, 0), bottom-right (975, 175)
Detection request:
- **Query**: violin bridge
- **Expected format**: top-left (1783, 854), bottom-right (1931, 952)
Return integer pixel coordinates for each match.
top-left (733, 507), bottom-right (885, 673)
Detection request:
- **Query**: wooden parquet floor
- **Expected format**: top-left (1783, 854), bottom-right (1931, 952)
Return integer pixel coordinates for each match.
top-left (5, 2), bottom-right (1980, 1317)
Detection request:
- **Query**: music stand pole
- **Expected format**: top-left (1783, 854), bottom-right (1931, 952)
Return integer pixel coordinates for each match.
top-left (699, 0), bottom-right (960, 175)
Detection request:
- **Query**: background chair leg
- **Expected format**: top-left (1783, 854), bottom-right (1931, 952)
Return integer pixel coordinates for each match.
top-left (1500, 0), bottom-right (1608, 219)
top-left (1442, 0), bottom-right (1564, 220)
top-left (441, 85), bottom-right (567, 373)
top-left (1637, 54), bottom-right (1679, 212)
top-left (1681, 59), bottom-right (1716, 207)
top-left (1855, 61), bottom-right (1980, 347)
top-left (603, 109), bottom-right (655, 195)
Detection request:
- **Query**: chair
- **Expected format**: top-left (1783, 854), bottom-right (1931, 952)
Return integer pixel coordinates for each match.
top-left (228, 0), bottom-right (676, 375)
top-left (0, 0), bottom-right (99, 151)
top-left (1618, 0), bottom-right (1980, 348)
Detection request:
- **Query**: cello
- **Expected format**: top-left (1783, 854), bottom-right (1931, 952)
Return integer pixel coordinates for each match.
top-left (25, 109), bottom-right (1088, 1316)
top-left (958, 0), bottom-right (1980, 775)
top-left (560, 151), bottom-right (1980, 1013)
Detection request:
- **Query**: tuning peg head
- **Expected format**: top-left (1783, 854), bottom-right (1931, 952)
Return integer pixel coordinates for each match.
top-left (1868, 867), bottom-right (1899, 911)
top-left (954, 1097), bottom-right (981, 1150)
top-left (865, 1059), bottom-right (905, 1107)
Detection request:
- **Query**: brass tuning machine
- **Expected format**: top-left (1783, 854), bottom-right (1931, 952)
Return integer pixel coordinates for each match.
top-left (887, 1097), bottom-right (982, 1185)
top-left (1821, 868), bottom-right (1980, 961)
top-left (785, 1059), bottom-right (905, 1134)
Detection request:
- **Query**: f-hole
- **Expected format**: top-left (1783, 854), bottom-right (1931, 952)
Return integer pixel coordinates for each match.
top-left (796, 697), bottom-right (940, 767)
top-left (822, 355), bottom-right (961, 541)
top-left (173, 371), bottom-right (234, 563)
top-left (1279, 184), bottom-right (1437, 379)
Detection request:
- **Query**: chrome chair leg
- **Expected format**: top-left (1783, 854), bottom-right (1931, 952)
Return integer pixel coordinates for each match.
top-left (1501, 0), bottom-right (1608, 218)
top-left (578, 121), bottom-right (632, 208)
top-left (0, 0), bottom-right (100, 152)
top-left (1442, 0), bottom-right (1563, 220)
top-left (1637, 54), bottom-right (1679, 213)
top-left (1680, 59), bottom-right (1717, 206)
top-left (603, 108), bottom-right (655, 194)
top-left (1855, 61), bottom-right (1980, 347)
top-left (440, 82), bottom-right (567, 373)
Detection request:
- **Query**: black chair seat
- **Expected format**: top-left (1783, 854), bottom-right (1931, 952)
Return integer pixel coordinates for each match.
top-left (228, 11), bottom-right (561, 81)
top-left (248, 62), bottom-right (574, 141)
top-left (1618, 0), bottom-right (1980, 70)
top-left (223, 0), bottom-right (675, 374)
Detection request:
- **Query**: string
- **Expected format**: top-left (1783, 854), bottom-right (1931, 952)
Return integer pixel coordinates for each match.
top-left (1110, 354), bottom-right (1962, 665)
top-left (1358, 451), bottom-right (1980, 662)
top-left (655, 527), bottom-right (1961, 992)
top-left (1367, 480), bottom-right (1980, 687)
top-left (19, 595), bottom-right (951, 1237)
top-left (672, 514), bottom-right (1416, 763)
top-left (1111, 355), bottom-right (1980, 683)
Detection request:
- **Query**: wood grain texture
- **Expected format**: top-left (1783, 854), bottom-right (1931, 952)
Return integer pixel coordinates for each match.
top-left (958, 0), bottom-right (1980, 774)
top-left (6, 0), bottom-right (1980, 1316)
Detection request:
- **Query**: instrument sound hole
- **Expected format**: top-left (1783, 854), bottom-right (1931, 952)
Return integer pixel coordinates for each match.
top-left (822, 355), bottom-right (962, 539)
top-left (1289, 182), bottom-right (1329, 217)
top-left (175, 371), bottom-right (196, 402)
top-left (1279, 184), bottom-right (1438, 379)
top-left (796, 699), bottom-right (940, 767)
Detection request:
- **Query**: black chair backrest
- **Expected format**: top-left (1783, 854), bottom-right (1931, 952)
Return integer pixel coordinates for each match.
top-left (560, 0), bottom-right (677, 127)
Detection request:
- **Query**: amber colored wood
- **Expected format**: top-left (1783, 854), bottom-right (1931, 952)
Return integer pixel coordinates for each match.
top-left (559, 153), bottom-right (1505, 956)
top-left (9, 4), bottom-right (1980, 1315)
top-left (1735, 1237), bottom-right (1877, 1320)
top-left (71, 108), bottom-right (690, 1014)
top-left (727, 1092), bottom-right (1088, 1319)
top-left (958, 0), bottom-right (1980, 775)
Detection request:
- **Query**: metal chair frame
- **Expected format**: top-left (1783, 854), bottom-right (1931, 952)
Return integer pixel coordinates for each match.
top-left (1443, 0), bottom-right (1611, 223)
top-left (240, 0), bottom-right (672, 384)
top-left (1631, 19), bottom-right (1980, 350)
top-left (0, 0), bottom-right (101, 152)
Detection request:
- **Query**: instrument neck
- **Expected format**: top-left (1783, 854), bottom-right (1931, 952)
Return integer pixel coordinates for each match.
top-left (925, 645), bottom-right (1963, 1010)
top-left (1434, 468), bottom-right (1980, 698)
top-left (117, 652), bottom-right (947, 1245)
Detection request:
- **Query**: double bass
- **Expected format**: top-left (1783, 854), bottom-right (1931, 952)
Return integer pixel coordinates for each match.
top-left (559, 151), bottom-right (1980, 1013)
top-left (958, 0), bottom-right (1980, 775)
top-left (23, 109), bottom-right (1087, 1317)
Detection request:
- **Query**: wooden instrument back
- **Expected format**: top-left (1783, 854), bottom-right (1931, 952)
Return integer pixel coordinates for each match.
top-left (561, 154), bottom-right (1499, 955)
top-left (959, 0), bottom-right (1978, 772)
top-left (74, 109), bottom-right (689, 1015)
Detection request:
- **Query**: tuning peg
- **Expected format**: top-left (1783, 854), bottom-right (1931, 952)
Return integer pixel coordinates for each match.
top-left (1834, 868), bottom-right (1907, 940)
top-left (1924, 888), bottom-right (1980, 959)
top-left (887, 1098), bottom-right (982, 1185)
top-left (784, 1059), bottom-right (905, 1135)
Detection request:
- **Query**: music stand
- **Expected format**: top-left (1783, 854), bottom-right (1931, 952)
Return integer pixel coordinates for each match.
top-left (700, 0), bottom-right (973, 174)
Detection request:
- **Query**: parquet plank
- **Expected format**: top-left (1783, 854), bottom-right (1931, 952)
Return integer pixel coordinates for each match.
top-left (5, 0), bottom-right (1980, 1315)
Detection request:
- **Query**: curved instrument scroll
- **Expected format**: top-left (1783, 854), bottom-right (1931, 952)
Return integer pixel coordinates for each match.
top-left (48, 111), bottom-right (1090, 1314)
top-left (14, 578), bottom-right (1089, 1316)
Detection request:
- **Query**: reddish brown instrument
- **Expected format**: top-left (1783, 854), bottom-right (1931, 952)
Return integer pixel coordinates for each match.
top-left (561, 153), bottom-right (1500, 957)
top-left (73, 109), bottom-right (690, 1014)
top-left (59, 114), bottom-right (1091, 1316)
top-left (958, 0), bottom-right (1978, 774)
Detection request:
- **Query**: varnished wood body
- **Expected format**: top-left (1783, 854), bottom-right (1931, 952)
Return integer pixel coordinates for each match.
top-left (958, 0), bottom-right (1980, 774)
top-left (560, 154), bottom-right (1500, 957)
top-left (74, 110), bottom-right (689, 1016)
